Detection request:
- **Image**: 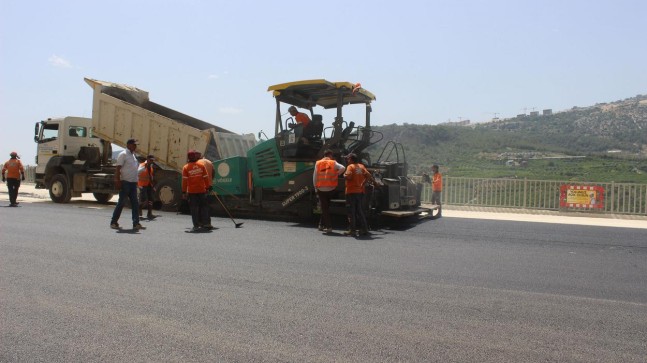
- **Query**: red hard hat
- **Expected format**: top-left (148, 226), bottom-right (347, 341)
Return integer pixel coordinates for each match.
top-left (187, 149), bottom-right (199, 161)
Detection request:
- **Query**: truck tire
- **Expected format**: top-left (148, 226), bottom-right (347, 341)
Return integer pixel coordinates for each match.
top-left (93, 193), bottom-right (114, 204)
top-left (49, 174), bottom-right (72, 203)
top-left (155, 179), bottom-right (181, 211)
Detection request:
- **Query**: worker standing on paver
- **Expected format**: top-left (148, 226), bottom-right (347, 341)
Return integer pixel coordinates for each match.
top-left (2, 151), bottom-right (25, 207)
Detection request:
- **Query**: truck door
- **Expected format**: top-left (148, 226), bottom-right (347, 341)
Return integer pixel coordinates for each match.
top-left (35, 121), bottom-right (62, 175)
top-left (63, 124), bottom-right (96, 156)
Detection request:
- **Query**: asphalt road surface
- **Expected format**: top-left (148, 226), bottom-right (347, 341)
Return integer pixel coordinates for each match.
top-left (1, 199), bottom-right (646, 362)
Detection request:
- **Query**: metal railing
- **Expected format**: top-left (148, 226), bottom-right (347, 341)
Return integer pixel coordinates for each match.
top-left (415, 176), bottom-right (647, 216)
top-left (10, 166), bottom-right (647, 216)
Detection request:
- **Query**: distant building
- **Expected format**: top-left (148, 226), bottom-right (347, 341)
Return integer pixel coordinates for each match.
top-left (542, 109), bottom-right (552, 116)
top-left (530, 111), bottom-right (539, 117)
top-left (516, 114), bottom-right (526, 118)
top-left (439, 119), bottom-right (471, 126)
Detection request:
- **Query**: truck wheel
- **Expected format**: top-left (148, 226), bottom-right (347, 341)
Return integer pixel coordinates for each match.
top-left (49, 174), bottom-right (72, 203)
top-left (93, 193), bottom-right (114, 204)
top-left (155, 179), bottom-right (181, 211)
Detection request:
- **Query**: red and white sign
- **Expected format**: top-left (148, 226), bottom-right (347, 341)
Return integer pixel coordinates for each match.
top-left (560, 185), bottom-right (605, 209)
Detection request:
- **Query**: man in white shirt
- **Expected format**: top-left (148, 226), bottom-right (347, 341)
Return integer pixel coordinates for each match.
top-left (110, 139), bottom-right (145, 230)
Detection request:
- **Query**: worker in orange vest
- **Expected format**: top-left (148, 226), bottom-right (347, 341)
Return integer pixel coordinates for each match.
top-left (2, 151), bottom-right (25, 207)
top-left (196, 154), bottom-right (214, 191)
top-left (431, 164), bottom-right (442, 218)
top-left (138, 154), bottom-right (157, 219)
top-left (287, 105), bottom-right (311, 144)
top-left (343, 153), bottom-right (376, 236)
top-left (313, 149), bottom-right (345, 234)
top-left (182, 150), bottom-right (213, 232)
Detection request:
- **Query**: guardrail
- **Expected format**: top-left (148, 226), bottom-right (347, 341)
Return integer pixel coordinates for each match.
top-left (25, 165), bottom-right (36, 182)
top-left (414, 176), bottom-right (647, 216)
top-left (11, 166), bottom-right (647, 216)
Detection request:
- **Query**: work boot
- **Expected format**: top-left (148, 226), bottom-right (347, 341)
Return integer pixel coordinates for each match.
top-left (325, 227), bottom-right (333, 234)
top-left (133, 223), bottom-right (146, 230)
top-left (318, 225), bottom-right (324, 231)
top-left (358, 229), bottom-right (370, 236)
top-left (342, 230), bottom-right (356, 236)
top-left (202, 224), bottom-right (215, 230)
top-left (110, 222), bottom-right (120, 229)
top-left (147, 213), bottom-right (157, 219)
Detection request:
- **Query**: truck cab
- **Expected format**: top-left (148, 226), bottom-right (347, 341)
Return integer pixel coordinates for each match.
top-left (34, 116), bottom-right (116, 204)
top-left (34, 117), bottom-right (102, 176)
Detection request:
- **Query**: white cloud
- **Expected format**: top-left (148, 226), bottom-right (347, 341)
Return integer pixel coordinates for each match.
top-left (208, 71), bottom-right (229, 79)
top-left (48, 55), bottom-right (72, 68)
top-left (219, 107), bottom-right (242, 115)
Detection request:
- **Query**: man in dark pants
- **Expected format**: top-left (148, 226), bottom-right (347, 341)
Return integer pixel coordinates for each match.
top-left (182, 150), bottom-right (213, 232)
top-left (111, 139), bottom-right (145, 230)
top-left (313, 149), bottom-right (345, 233)
top-left (138, 154), bottom-right (157, 219)
top-left (2, 151), bottom-right (25, 207)
top-left (343, 153), bottom-right (376, 236)
top-left (430, 164), bottom-right (442, 218)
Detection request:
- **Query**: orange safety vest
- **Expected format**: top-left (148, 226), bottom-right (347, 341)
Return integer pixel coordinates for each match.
top-left (2, 159), bottom-right (24, 179)
top-left (344, 163), bottom-right (370, 194)
top-left (296, 112), bottom-right (310, 128)
top-left (137, 162), bottom-right (154, 187)
top-left (182, 162), bottom-right (208, 193)
top-left (196, 158), bottom-right (214, 187)
top-left (315, 158), bottom-right (338, 189)
top-left (432, 172), bottom-right (442, 192)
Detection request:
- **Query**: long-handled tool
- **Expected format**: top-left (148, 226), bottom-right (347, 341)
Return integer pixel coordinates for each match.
top-left (210, 191), bottom-right (243, 228)
top-left (212, 184), bottom-right (243, 201)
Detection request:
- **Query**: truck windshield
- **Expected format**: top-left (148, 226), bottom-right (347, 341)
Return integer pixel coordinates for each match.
top-left (41, 123), bottom-right (59, 142)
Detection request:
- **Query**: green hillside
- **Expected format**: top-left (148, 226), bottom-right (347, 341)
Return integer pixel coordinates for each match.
top-left (368, 95), bottom-right (647, 183)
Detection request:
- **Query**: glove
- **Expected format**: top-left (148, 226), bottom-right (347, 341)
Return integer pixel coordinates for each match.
top-left (207, 185), bottom-right (214, 192)
top-left (2, 176), bottom-right (5, 182)
top-left (21, 175), bottom-right (25, 181)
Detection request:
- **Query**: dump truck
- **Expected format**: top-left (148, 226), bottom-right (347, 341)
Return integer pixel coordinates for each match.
top-left (33, 78), bottom-right (256, 210)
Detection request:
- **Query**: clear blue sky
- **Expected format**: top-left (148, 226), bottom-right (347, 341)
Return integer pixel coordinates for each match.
top-left (2, 0), bottom-right (646, 164)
